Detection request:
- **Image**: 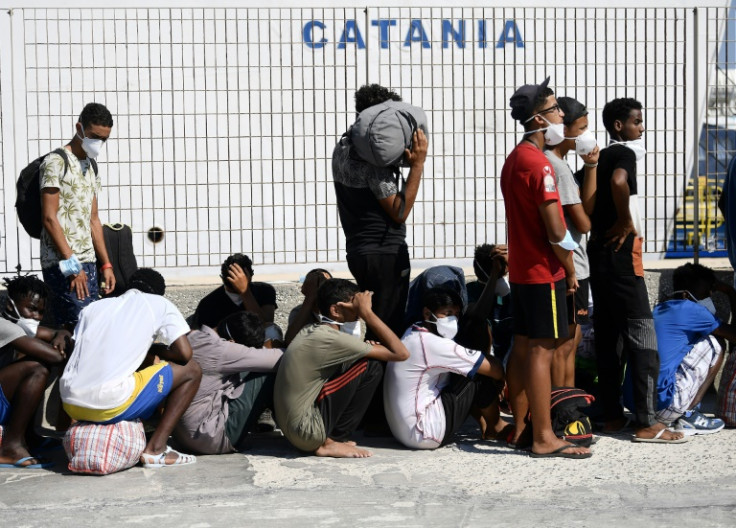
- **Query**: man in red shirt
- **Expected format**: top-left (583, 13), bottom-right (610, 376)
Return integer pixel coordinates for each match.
top-left (500, 77), bottom-right (591, 459)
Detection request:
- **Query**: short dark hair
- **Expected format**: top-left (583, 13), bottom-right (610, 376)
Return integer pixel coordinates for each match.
top-left (129, 268), bottom-right (166, 296)
top-left (557, 96), bottom-right (588, 128)
top-left (317, 278), bottom-right (360, 317)
top-left (221, 253), bottom-right (254, 284)
top-left (523, 87), bottom-right (555, 131)
top-left (354, 84), bottom-right (402, 113)
top-left (3, 274), bottom-right (48, 303)
top-left (217, 311), bottom-right (264, 347)
top-left (602, 98), bottom-right (642, 136)
top-left (306, 268), bottom-right (332, 281)
top-left (422, 287), bottom-right (463, 314)
top-left (672, 263), bottom-right (716, 297)
top-left (473, 244), bottom-right (496, 281)
top-left (78, 103), bottom-right (113, 128)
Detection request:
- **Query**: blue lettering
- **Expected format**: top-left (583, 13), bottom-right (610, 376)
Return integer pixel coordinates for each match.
top-left (404, 19), bottom-right (431, 49)
top-left (338, 20), bottom-right (366, 49)
top-left (371, 19), bottom-right (397, 49)
top-left (478, 20), bottom-right (488, 49)
top-left (303, 20), bottom-right (327, 49)
top-left (496, 20), bottom-right (524, 48)
top-left (442, 20), bottom-right (466, 49)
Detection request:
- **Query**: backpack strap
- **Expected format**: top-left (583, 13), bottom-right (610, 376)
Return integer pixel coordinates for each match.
top-left (90, 158), bottom-right (98, 176)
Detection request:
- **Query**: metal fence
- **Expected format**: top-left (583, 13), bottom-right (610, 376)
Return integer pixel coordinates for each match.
top-left (0, 2), bottom-right (731, 278)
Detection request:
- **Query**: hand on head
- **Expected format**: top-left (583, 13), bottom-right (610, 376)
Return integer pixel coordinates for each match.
top-left (226, 263), bottom-right (250, 295)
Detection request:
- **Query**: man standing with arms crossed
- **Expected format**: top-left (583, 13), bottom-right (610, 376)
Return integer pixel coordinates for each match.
top-left (501, 77), bottom-right (591, 458)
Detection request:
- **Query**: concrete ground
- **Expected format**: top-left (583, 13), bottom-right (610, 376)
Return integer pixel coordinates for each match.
top-left (2, 264), bottom-right (736, 526)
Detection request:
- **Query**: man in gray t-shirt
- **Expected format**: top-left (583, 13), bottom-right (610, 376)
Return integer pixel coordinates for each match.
top-left (543, 96), bottom-right (600, 388)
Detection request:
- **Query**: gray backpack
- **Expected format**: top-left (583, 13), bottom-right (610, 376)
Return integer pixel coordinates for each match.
top-left (349, 100), bottom-right (428, 168)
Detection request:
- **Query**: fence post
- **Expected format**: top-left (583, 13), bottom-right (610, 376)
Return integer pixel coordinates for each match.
top-left (693, 7), bottom-right (700, 264)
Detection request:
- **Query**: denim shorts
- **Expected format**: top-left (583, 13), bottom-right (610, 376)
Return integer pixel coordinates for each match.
top-left (42, 262), bottom-right (99, 327)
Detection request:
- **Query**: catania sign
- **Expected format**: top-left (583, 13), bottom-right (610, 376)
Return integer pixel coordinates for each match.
top-left (303, 19), bottom-right (525, 49)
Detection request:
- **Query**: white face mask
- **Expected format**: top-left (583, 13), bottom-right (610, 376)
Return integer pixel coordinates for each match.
top-left (612, 138), bottom-right (646, 162)
top-left (224, 289), bottom-right (244, 306)
top-left (77, 127), bottom-right (104, 159)
top-left (697, 297), bottom-right (717, 316)
top-left (427, 314), bottom-right (459, 340)
top-left (524, 115), bottom-right (565, 146)
top-left (4, 298), bottom-right (40, 337)
top-left (320, 315), bottom-right (362, 338)
top-left (495, 276), bottom-right (510, 297)
top-left (571, 130), bottom-right (598, 156)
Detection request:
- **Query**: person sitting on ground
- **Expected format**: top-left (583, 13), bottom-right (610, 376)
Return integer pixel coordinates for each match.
top-left (59, 268), bottom-right (202, 467)
top-left (190, 253), bottom-right (280, 342)
top-left (624, 263), bottom-right (730, 436)
top-left (404, 265), bottom-right (468, 331)
top-left (285, 268), bottom-right (332, 345)
top-left (174, 311), bottom-right (283, 454)
top-left (384, 288), bottom-right (507, 449)
top-left (0, 317), bottom-right (66, 468)
top-left (2, 275), bottom-right (73, 359)
top-left (273, 278), bottom-right (409, 458)
top-left (466, 243), bottom-right (513, 363)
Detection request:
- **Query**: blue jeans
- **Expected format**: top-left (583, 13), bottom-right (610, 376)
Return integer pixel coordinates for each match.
top-left (42, 262), bottom-right (99, 328)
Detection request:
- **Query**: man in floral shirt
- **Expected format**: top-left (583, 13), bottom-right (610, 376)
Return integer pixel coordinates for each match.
top-left (40, 103), bottom-right (116, 329)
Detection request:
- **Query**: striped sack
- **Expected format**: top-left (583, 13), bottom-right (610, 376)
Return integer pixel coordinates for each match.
top-left (63, 419), bottom-right (146, 475)
top-left (717, 351), bottom-right (736, 427)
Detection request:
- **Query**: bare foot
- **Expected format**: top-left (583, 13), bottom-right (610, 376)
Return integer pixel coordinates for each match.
top-left (483, 421), bottom-right (514, 441)
top-left (342, 440), bottom-right (357, 446)
top-left (531, 437), bottom-right (591, 457)
top-left (315, 438), bottom-right (372, 458)
top-left (508, 424), bottom-right (533, 449)
top-left (635, 422), bottom-right (684, 441)
top-left (0, 446), bottom-right (36, 467)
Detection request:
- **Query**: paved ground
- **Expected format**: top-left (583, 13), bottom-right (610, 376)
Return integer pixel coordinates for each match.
top-left (2, 267), bottom-right (736, 526)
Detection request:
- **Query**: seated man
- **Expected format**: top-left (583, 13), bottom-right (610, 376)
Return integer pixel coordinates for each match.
top-left (174, 311), bottom-right (283, 454)
top-left (60, 268), bottom-right (202, 467)
top-left (630, 263), bottom-right (730, 435)
top-left (285, 268), bottom-right (332, 345)
top-left (384, 288), bottom-right (506, 449)
top-left (2, 275), bottom-right (73, 356)
top-left (274, 278), bottom-right (409, 458)
top-left (190, 253), bottom-right (278, 338)
top-left (0, 318), bottom-right (66, 468)
top-left (466, 243), bottom-right (513, 363)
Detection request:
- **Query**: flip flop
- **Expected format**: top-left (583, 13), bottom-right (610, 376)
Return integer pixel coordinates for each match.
top-left (529, 444), bottom-right (592, 459)
top-left (140, 446), bottom-right (196, 468)
top-left (633, 427), bottom-right (688, 444)
top-left (0, 456), bottom-right (54, 469)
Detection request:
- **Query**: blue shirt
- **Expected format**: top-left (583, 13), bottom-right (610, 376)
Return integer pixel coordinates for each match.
top-left (653, 299), bottom-right (720, 409)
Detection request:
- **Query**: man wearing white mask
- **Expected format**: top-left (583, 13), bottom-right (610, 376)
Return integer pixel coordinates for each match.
top-left (40, 103), bottom-right (116, 329)
top-left (588, 98), bottom-right (684, 443)
top-left (544, 96), bottom-right (600, 388)
top-left (384, 288), bottom-right (506, 449)
top-left (623, 263), bottom-right (729, 435)
top-left (501, 78), bottom-right (591, 459)
top-left (273, 278), bottom-right (409, 458)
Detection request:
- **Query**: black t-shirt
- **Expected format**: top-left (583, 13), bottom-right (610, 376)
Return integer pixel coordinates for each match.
top-left (192, 283), bottom-right (277, 329)
top-left (590, 144), bottom-right (638, 238)
top-left (332, 134), bottom-right (407, 256)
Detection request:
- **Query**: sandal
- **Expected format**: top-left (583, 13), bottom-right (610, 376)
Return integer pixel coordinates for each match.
top-left (140, 446), bottom-right (196, 468)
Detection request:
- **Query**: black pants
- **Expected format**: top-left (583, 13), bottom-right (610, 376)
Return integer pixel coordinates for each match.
top-left (318, 359), bottom-right (383, 441)
top-left (440, 374), bottom-right (500, 445)
top-left (346, 248), bottom-right (411, 340)
top-left (588, 237), bottom-right (659, 427)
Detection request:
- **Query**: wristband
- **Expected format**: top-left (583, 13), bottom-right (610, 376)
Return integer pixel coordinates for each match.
top-left (59, 254), bottom-right (82, 277)
top-left (584, 162), bottom-right (598, 168)
top-left (100, 262), bottom-right (113, 271)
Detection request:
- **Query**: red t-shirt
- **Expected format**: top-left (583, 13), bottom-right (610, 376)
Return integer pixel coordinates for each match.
top-left (500, 142), bottom-right (566, 284)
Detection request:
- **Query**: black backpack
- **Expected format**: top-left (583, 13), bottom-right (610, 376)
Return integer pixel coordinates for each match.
top-left (16, 149), bottom-right (98, 239)
top-left (550, 387), bottom-right (595, 447)
top-left (101, 223), bottom-right (139, 296)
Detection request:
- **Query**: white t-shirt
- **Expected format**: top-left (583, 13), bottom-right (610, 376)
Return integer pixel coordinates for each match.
top-left (60, 289), bottom-right (190, 409)
top-left (384, 326), bottom-right (485, 449)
